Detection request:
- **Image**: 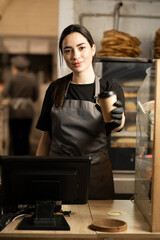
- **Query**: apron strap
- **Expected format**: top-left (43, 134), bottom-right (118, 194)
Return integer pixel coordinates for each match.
top-left (65, 79), bottom-right (71, 98)
top-left (95, 75), bottom-right (100, 97)
top-left (94, 76), bottom-right (101, 104)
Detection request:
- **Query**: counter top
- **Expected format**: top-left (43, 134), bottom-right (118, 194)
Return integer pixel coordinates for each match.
top-left (1, 200), bottom-right (160, 240)
top-left (89, 200), bottom-right (160, 239)
top-left (0, 203), bottom-right (96, 239)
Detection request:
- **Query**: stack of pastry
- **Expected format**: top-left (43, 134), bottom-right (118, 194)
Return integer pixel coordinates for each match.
top-left (154, 29), bottom-right (160, 59)
top-left (98, 29), bottom-right (142, 58)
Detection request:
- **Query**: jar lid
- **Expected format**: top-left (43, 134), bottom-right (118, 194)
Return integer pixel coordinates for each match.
top-left (98, 91), bottom-right (115, 99)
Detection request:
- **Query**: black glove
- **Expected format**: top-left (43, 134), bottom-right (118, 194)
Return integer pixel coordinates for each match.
top-left (111, 100), bottom-right (124, 125)
top-left (105, 100), bottom-right (124, 135)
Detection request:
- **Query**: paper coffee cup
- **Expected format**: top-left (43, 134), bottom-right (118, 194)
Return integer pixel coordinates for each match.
top-left (98, 91), bottom-right (117, 123)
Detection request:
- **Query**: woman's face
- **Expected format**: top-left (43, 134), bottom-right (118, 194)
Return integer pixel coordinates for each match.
top-left (62, 32), bottom-right (95, 73)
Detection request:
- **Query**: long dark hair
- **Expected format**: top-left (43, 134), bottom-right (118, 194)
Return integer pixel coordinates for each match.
top-left (59, 24), bottom-right (96, 64)
top-left (53, 24), bottom-right (96, 108)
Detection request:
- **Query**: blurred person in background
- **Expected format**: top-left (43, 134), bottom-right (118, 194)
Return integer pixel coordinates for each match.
top-left (2, 55), bottom-right (39, 155)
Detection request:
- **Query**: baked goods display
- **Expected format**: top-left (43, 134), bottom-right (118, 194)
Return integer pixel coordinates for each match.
top-left (143, 100), bottom-right (154, 113)
top-left (154, 29), bottom-right (160, 59)
top-left (98, 29), bottom-right (142, 58)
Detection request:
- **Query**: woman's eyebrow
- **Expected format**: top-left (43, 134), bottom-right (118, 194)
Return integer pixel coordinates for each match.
top-left (63, 42), bottom-right (85, 49)
top-left (63, 46), bottom-right (72, 49)
top-left (77, 42), bottom-right (85, 47)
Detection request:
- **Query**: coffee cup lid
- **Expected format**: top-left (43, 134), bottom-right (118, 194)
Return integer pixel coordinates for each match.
top-left (98, 91), bottom-right (115, 98)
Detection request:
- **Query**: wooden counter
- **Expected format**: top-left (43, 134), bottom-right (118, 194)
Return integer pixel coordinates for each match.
top-left (89, 200), bottom-right (160, 239)
top-left (0, 204), bottom-right (96, 240)
top-left (0, 200), bottom-right (160, 240)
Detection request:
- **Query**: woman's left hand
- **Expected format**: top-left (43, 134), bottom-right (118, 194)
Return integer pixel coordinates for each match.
top-left (105, 100), bottom-right (125, 134)
top-left (111, 100), bottom-right (124, 126)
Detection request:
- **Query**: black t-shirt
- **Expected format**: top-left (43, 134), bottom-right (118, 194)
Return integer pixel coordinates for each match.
top-left (36, 74), bottom-right (125, 132)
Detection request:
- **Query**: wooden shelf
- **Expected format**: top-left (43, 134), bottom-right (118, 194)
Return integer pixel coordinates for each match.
top-left (112, 131), bottom-right (136, 138)
top-left (111, 143), bottom-right (136, 148)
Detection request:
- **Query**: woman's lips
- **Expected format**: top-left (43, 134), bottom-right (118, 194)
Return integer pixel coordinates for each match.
top-left (73, 62), bottom-right (83, 67)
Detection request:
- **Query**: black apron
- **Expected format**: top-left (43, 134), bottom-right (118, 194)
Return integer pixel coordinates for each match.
top-left (49, 76), bottom-right (114, 199)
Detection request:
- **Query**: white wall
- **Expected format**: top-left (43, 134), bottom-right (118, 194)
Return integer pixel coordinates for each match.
top-left (74, 0), bottom-right (160, 59)
top-left (0, 0), bottom-right (59, 36)
top-left (58, 0), bottom-right (160, 77)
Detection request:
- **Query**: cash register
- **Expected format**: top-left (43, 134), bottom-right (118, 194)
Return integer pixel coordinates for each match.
top-left (0, 156), bottom-right (91, 230)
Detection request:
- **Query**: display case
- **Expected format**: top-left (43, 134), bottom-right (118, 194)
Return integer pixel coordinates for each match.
top-left (135, 59), bottom-right (160, 232)
top-left (95, 58), bottom-right (152, 171)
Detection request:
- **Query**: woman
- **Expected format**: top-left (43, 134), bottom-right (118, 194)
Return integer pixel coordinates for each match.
top-left (36, 24), bottom-right (125, 199)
